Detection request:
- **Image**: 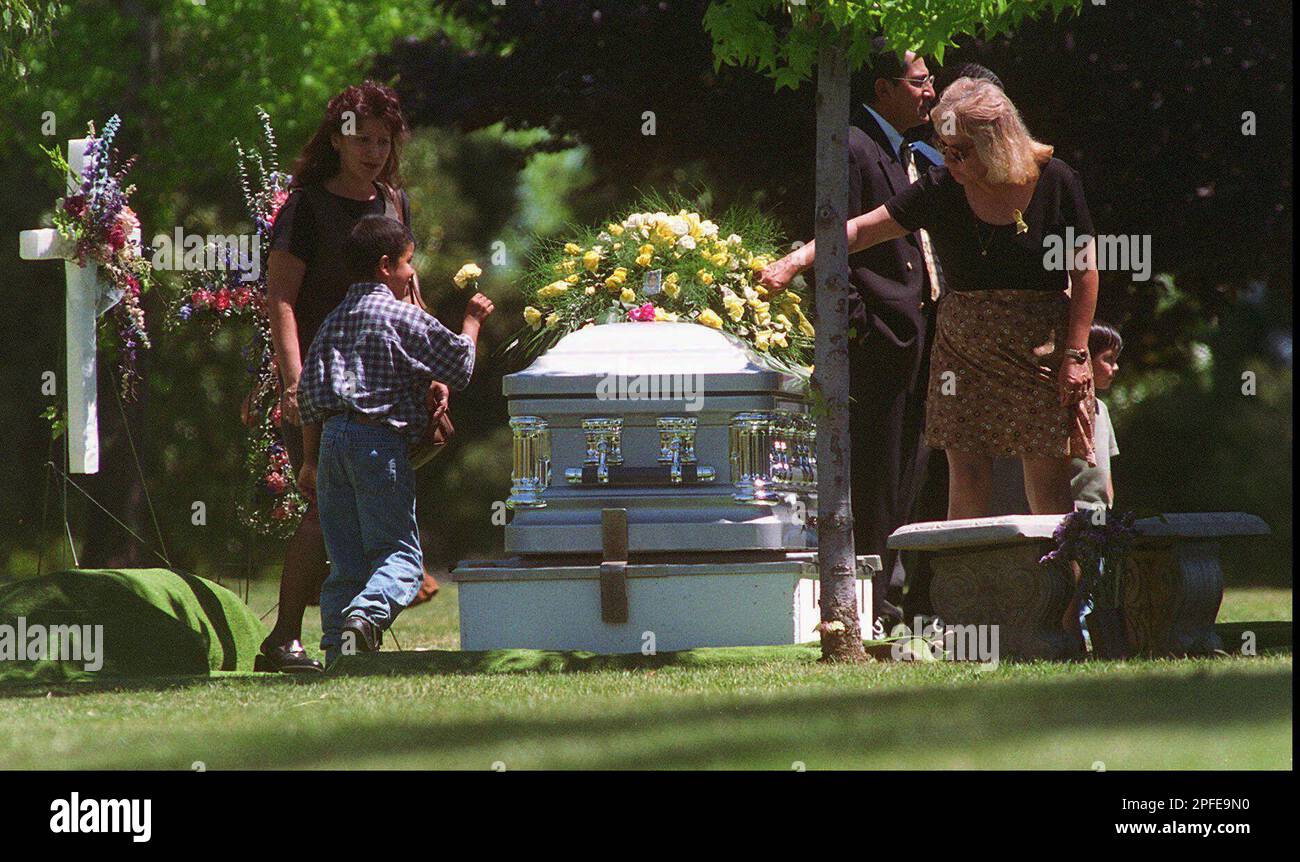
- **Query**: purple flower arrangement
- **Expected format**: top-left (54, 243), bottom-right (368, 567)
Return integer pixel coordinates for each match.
top-left (1040, 508), bottom-right (1139, 609)
top-left (167, 109), bottom-right (305, 537)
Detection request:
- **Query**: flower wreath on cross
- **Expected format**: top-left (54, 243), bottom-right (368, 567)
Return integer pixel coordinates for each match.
top-left (43, 115), bottom-right (153, 402)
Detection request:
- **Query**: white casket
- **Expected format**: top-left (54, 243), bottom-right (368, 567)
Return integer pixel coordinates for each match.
top-left (452, 322), bottom-right (877, 652)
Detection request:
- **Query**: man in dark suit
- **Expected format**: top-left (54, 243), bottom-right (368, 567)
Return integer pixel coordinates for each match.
top-left (846, 42), bottom-right (942, 631)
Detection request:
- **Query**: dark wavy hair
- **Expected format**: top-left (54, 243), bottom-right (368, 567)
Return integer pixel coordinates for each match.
top-left (855, 36), bottom-right (908, 105)
top-left (1089, 321), bottom-right (1124, 357)
top-left (290, 80), bottom-right (410, 190)
top-left (940, 62), bottom-right (1004, 93)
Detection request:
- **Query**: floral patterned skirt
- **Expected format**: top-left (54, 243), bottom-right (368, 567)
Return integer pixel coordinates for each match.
top-left (925, 288), bottom-right (1095, 460)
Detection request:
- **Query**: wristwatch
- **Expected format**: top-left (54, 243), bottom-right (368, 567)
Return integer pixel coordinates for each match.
top-left (1064, 347), bottom-right (1089, 364)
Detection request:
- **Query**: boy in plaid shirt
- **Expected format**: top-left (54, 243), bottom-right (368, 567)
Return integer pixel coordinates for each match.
top-left (297, 215), bottom-right (494, 665)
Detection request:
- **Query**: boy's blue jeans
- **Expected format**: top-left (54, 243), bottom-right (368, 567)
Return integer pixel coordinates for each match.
top-left (316, 415), bottom-right (423, 666)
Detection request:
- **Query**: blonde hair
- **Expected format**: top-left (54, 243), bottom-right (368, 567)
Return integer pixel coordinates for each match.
top-left (933, 78), bottom-right (1053, 184)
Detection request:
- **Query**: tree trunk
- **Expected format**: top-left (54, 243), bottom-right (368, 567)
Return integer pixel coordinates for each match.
top-left (813, 32), bottom-right (865, 662)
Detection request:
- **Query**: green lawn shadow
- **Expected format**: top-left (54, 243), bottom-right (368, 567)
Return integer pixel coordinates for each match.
top-left (194, 663), bottom-right (1294, 770)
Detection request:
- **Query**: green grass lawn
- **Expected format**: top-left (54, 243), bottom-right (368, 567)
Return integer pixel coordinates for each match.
top-left (0, 577), bottom-right (1290, 770)
top-left (1216, 586), bottom-right (1292, 622)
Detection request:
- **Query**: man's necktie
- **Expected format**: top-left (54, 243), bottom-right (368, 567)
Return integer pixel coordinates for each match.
top-left (903, 144), bottom-right (944, 303)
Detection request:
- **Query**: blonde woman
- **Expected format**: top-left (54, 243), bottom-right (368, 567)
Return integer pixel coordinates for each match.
top-left (761, 77), bottom-right (1098, 519)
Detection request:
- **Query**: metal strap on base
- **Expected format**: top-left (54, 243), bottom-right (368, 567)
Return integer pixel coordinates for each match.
top-left (600, 508), bottom-right (629, 624)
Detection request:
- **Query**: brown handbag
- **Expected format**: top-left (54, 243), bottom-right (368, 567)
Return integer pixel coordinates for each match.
top-left (384, 183), bottom-right (456, 469)
top-left (410, 405), bottom-right (455, 470)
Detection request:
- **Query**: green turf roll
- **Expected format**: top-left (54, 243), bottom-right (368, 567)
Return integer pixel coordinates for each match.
top-left (0, 568), bottom-right (268, 685)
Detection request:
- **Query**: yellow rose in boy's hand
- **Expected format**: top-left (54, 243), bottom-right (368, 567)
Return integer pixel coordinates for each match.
top-left (453, 262), bottom-right (482, 289)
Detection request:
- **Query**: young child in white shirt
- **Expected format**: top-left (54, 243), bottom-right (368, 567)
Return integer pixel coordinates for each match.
top-left (1072, 322), bottom-right (1122, 508)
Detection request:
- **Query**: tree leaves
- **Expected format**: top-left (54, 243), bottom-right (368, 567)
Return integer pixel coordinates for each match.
top-left (705, 0), bottom-right (1084, 84)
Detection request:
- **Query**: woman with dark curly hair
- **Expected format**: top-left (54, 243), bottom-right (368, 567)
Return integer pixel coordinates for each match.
top-left (257, 81), bottom-right (443, 672)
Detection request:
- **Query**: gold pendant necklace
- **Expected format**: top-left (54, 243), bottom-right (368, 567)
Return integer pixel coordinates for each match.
top-left (975, 197), bottom-right (1029, 255)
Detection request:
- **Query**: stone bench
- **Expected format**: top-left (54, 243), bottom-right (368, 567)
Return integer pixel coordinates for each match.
top-left (887, 512), bottom-right (1271, 661)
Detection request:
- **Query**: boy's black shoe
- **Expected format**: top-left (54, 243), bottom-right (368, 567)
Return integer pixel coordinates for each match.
top-left (341, 615), bottom-right (383, 654)
top-left (254, 639), bottom-right (324, 674)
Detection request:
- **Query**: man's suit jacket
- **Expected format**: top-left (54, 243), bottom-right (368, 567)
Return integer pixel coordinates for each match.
top-left (846, 107), bottom-right (932, 381)
top-left (846, 109), bottom-right (940, 622)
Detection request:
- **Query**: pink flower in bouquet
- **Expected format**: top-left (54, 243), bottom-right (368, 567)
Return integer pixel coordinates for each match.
top-left (265, 471), bottom-right (288, 494)
top-left (628, 302), bottom-right (657, 322)
top-left (115, 206), bottom-right (140, 237)
top-left (271, 403), bottom-right (282, 427)
top-left (269, 189), bottom-right (290, 224)
top-left (107, 221), bottom-right (128, 252)
top-left (214, 288), bottom-right (231, 312)
top-left (232, 287), bottom-right (253, 309)
top-left (63, 194), bottom-right (86, 219)
top-left (191, 289), bottom-right (214, 309)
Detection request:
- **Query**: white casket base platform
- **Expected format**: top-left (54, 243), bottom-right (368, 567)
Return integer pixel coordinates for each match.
top-left (453, 322), bottom-right (879, 652)
top-left (454, 553), bottom-right (878, 653)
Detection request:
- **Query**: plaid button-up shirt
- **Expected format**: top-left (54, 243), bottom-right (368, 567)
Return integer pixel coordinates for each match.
top-left (299, 282), bottom-right (476, 443)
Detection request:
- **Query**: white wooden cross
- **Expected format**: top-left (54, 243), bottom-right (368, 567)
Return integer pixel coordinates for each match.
top-left (19, 137), bottom-right (137, 475)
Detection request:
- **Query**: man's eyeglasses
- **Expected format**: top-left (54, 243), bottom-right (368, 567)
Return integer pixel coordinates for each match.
top-left (893, 74), bottom-right (935, 89)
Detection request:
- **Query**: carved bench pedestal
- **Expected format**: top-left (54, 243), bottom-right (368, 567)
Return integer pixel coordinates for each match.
top-left (1122, 512), bottom-right (1270, 655)
top-left (1123, 542), bottom-right (1222, 656)
top-left (928, 543), bottom-right (1080, 661)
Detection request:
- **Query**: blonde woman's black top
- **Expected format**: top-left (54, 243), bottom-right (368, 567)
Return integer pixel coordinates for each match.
top-left (885, 157), bottom-right (1094, 293)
